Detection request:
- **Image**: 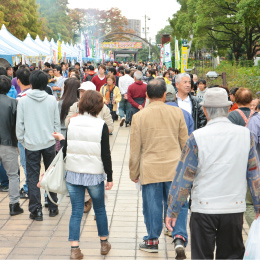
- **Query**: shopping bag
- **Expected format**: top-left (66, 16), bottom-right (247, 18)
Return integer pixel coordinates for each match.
top-left (243, 217), bottom-right (260, 259)
top-left (38, 149), bottom-right (68, 205)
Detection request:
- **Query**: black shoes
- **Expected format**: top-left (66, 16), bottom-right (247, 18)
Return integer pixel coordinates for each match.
top-left (174, 238), bottom-right (186, 259)
top-left (30, 208), bottom-right (43, 221)
top-left (49, 209), bottom-right (59, 217)
top-left (9, 203), bottom-right (24, 216)
top-left (139, 242), bottom-right (158, 253)
top-left (20, 188), bottom-right (28, 199)
top-left (0, 185), bottom-right (9, 192)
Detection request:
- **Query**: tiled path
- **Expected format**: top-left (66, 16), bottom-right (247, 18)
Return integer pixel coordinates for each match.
top-left (0, 121), bottom-right (250, 260)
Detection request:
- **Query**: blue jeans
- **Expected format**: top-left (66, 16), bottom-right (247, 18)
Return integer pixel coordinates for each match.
top-left (0, 162), bottom-right (9, 188)
top-left (18, 142), bottom-right (28, 193)
top-left (142, 182), bottom-right (188, 245)
top-left (66, 181), bottom-right (109, 241)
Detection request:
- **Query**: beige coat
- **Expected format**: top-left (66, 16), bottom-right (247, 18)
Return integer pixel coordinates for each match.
top-left (65, 102), bottom-right (114, 133)
top-left (129, 101), bottom-right (188, 185)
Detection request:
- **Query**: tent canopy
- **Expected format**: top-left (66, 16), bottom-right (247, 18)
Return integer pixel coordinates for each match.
top-left (23, 33), bottom-right (49, 55)
top-left (0, 25), bottom-right (38, 56)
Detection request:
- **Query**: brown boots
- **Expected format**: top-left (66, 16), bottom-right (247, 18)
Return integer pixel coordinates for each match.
top-left (70, 248), bottom-right (83, 260)
top-left (101, 240), bottom-right (111, 255)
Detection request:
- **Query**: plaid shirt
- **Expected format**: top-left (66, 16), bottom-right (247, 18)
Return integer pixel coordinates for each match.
top-left (167, 133), bottom-right (260, 219)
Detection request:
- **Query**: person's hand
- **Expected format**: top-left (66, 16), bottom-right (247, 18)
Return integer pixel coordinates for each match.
top-left (105, 181), bottom-right (113, 190)
top-left (165, 216), bottom-right (177, 232)
top-left (52, 132), bottom-right (65, 141)
top-left (124, 94), bottom-right (128, 100)
top-left (138, 105), bottom-right (143, 110)
top-left (255, 213), bottom-right (260, 219)
top-left (132, 178), bottom-right (139, 183)
top-left (104, 100), bottom-right (109, 105)
top-left (69, 113), bottom-right (78, 122)
top-left (112, 100), bottom-right (116, 104)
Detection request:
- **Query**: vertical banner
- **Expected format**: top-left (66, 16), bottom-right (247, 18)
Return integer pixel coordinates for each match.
top-left (96, 40), bottom-right (99, 60)
top-left (85, 34), bottom-right (90, 57)
top-left (175, 38), bottom-right (181, 70)
top-left (164, 43), bottom-right (172, 69)
top-left (92, 37), bottom-right (95, 59)
top-left (181, 42), bottom-right (188, 73)
top-left (160, 45), bottom-right (163, 67)
top-left (58, 34), bottom-right (61, 63)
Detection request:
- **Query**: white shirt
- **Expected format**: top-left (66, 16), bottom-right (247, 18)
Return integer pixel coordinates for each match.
top-left (176, 94), bottom-right (192, 114)
top-left (118, 74), bottom-right (135, 94)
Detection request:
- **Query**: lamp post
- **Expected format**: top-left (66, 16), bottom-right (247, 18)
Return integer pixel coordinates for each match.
top-left (206, 71), bottom-right (227, 87)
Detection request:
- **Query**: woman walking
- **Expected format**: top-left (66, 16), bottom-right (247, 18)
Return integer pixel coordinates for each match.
top-left (53, 90), bottom-right (113, 259)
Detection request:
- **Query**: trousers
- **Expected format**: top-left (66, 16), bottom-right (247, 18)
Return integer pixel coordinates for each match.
top-left (190, 212), bottom-right (244, 259)
top-left (0, 145), bottom-right (20, 204)
top-left (25, 145), bottom-right (58, 213)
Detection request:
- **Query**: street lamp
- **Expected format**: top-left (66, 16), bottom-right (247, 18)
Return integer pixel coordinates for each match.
top-left (206, 71), bottom-right (227, 86)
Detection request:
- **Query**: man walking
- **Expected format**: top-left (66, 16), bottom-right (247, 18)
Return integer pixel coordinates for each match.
top-left (127, 71), bottom-right (147, 124)
top-left (166, 88), bottom-right (260, 259)
top-left (0, 75), bottom-right (24, 216)
top-left (118, 69), bottom-right (134, 127)
top-left (175, 73), bottom-right (206, 130)
top-left (129, 79), bottom-right (188, 254)
top-left (16, 70), bottom-right (60, 221)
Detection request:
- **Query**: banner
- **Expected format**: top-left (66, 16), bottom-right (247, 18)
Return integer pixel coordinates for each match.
top-left (92, 37), bottom-right (95, 58)
top-left (85, 34), bottom-right (90, 57)
top-left (160, 45), bottom-right (163, 67)
top-left (58, 40), bottom-right (61, 62)
top-left (181, 44), bottom-right (188, 73)
top-left (175, 38), bottom-right (181, 70)
top-left (101, 42), bottom-right (142, 49)
top-left (164, 43), bottom-right (172, 69)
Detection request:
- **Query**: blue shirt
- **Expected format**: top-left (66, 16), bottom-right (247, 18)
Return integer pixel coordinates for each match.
top-left (167, 132), bottom-right (260, 218)
top-left (7, 85), bottom-right (17, 99)
top-left (166, 102), bottom-right (194, 135)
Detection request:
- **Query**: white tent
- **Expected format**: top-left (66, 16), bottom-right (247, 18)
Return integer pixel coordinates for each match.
top-left (0, 25), bottom-right (38, 56)
top-left (34, 35), bottom-right (51, 55)
top-left (23, 33), bottom-right (49, 56)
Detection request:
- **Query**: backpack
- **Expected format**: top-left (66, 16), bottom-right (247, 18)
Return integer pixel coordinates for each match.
top-left (83, 73), bottom-right (96, 82)
top-left (236, 109), bottom-right (256, 127)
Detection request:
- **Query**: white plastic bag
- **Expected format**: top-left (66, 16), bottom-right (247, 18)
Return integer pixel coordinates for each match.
top-left (243, 217), bottom-right (260, 259)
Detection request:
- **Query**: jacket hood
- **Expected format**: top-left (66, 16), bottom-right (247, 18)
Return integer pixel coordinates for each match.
top-left (88, 71), bottom-right (96, 75)
top-left (26, 89), bottom-right (48, 102)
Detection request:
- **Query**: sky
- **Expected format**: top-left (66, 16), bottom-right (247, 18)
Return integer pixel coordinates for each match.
top-left (68, 0), bottom-right (180, 43)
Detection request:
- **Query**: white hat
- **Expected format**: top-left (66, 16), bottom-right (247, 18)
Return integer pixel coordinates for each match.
top-left (200, 87), bottom-right (232, 108)
top-left (78, 81), bottom-right (96, 91)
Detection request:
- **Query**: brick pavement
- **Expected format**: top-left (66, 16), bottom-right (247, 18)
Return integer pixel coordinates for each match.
top-left (0, 121), bottom-right (250, 259)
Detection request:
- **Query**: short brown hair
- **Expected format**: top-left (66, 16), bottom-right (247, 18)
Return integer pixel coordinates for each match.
top-left (98, 64), bottom-right (106, 71)
top-left (235, 88), bottom-right (253, 105)
top-left (106, 74), bottom-right (115, 83)
top-left (78, 90), bottom-right (103, 117)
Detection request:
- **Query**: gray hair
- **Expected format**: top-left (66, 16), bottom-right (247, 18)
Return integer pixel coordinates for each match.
top-left (175, 73), bottom-right (190, 84)
top-left (134, 70), bottom-right (143, 80)
top-left (205, 107), bottom-right (229, 120)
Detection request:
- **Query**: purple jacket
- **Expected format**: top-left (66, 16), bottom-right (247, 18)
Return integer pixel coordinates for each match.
top-left (12, 77), bottom-right (21, 95)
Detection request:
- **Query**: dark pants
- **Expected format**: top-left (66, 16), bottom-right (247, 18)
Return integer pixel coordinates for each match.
top-left (0, 162), bottom-right (9, 188)
top-left (190, 212), bottom-right (244, 260)
top-left (25, 145), bottom-right (58, 213)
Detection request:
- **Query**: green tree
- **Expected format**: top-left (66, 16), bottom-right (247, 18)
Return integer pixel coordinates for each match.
top-left (0, 0), bottom-right (42, 40)
top-left (37, 0), bottom-right (73, 42)
top-left (169, 0), bottom-right (260, 61)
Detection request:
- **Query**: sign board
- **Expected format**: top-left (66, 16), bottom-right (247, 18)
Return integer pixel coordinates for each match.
top-left (101, 42), bottom-right (142, 49)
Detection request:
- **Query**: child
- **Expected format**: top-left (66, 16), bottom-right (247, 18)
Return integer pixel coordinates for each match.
top-left (196, 79), bottom-right (207, 102)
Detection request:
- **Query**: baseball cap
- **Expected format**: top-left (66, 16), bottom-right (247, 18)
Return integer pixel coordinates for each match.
top-left (78, 81), bottom-right (96, 91)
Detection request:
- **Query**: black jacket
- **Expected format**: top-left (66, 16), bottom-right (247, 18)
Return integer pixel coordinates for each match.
top-left (0, 94), bottom-right (18, 147)
top-left (176, 93), bottom-right (207, 130)
top-left (189, 93), bottom-right (207, 130)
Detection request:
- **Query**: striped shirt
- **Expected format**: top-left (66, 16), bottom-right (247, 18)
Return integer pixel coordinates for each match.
top-left (65, 170), bottom-right (106, 186)
top-left (16, 88), bottom-right (31, 100)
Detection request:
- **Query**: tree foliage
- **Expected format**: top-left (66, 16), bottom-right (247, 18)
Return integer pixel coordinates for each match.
top-left (169, 0), bottom-right (260, 60)
top-left (37, 0), bottom-right (73, 42)
top-left (0, 0), bottom-right (42, 40)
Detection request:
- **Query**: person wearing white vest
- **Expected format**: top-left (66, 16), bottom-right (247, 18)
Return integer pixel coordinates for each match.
top-left (165, 87), bottom-right (260, 259)
top-left (53, 90), bottom-right (113, 259)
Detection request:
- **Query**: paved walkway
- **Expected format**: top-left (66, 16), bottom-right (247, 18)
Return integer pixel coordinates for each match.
top-left (0, 122), bottom-right (250, 260)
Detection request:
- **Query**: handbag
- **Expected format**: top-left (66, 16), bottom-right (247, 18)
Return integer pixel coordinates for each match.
top-left (39, 149), bottom-right (68, 205)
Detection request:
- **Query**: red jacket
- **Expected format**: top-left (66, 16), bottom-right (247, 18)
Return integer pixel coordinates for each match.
top-left (127, 81), bottom-right (147, 108)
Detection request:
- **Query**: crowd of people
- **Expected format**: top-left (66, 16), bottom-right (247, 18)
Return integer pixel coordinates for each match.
top-left (0, 59), bottom-right (260, 260)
